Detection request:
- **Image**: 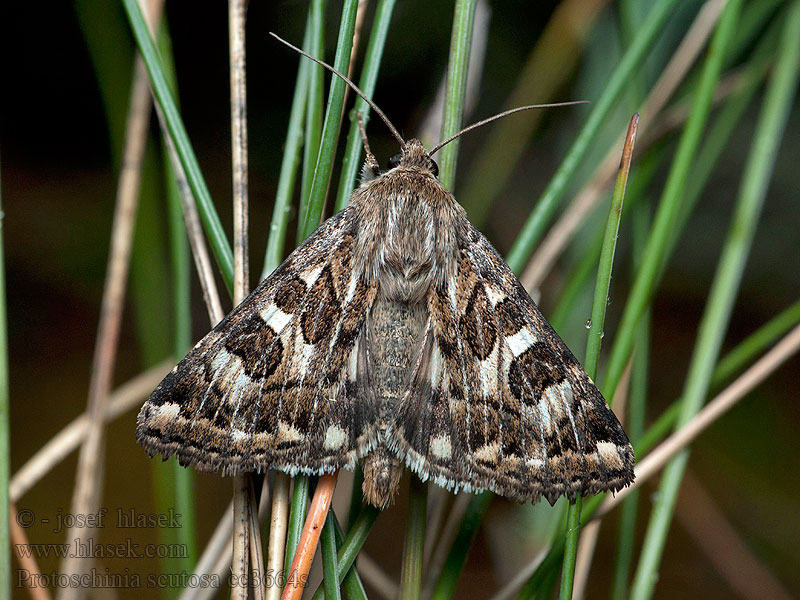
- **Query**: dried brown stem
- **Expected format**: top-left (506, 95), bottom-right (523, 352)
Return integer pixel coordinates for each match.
top-left (228, 0), bottom-right (255, 597)
top-left (266, 473), bottom-right (291, 600)
top-left (58, 2), bottom-right (165, 594)
top-left (163, 127), bottom-right (225, 325)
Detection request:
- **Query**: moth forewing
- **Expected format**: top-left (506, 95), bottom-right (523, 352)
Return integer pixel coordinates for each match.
top-left (138, 131), bottom-right (634, 510)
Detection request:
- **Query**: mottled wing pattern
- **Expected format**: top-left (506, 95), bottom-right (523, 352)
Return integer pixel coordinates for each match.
top-left (390, 222), bottom-right (634, 505)
top-left (137, 207), bottom-right (380, 477)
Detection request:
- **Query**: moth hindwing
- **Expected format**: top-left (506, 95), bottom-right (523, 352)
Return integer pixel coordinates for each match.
top-left (137, 138), bottom-right (634, 509)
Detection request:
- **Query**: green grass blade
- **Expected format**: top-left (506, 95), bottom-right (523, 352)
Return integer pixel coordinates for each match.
top-left (558, 498), bottom-right (582, 600)
top-left (321, 511), bottom-right (342, 600)
top-left (120, 0), bottom-right (234, 291)
top-left (303, 0), bottom-right (359, 237)
top-left (437, 0), bottom-right (478, 192)
top-left (284, 475), bottom-right (310, 577)
top-left (400, 477), bottom-right (428, 599)
top-left (334, 0), bottom-right (397, 211)
top-left (332, 514), bottom-right (368, 600)
top-left (297, 0), bottom-right (327, 242)
top-left (547, 149), bottom-right (659, 335)
top-left (560, 114), bottom-right (637, 599)
top-left (631, 3), bottom-right (800, 597)
top-left (262, 15), bottom-right (313, 278)
top-left (430, 492), bottom-right (492, 600)
top-left (505, 0), bottom-right (679, 274)
top-left (312, 505), bottom-right (381, 600)
top-left (660, 37), bottom-right (776, 281)
top-left (583, 115), bottom-right (636, 381)
top-left (619, 37), bottom-right (775, 457)
top-left (601, 0), bottom-right (743, 399)
top-left (610, 204), bottom-right (651, 599)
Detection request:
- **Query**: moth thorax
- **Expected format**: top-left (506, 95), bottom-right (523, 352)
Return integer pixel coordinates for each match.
top-left (362, 446), bottom-right (403, 509)
top-left (370, 199), bottom-right (442, 303)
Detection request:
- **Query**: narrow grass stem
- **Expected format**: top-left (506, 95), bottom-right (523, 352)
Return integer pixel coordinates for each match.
top-left (332, 514), bottom-right (369, 599)
top-left (505, 0), bottom-right (679, 273)
top-left (334, 0), bottom-right (397, 211)
top-left (560, 114), bottom-right (637, 599)
top-left (262, 17), bottom-right (312, 278)
top-left (321, 511), bottom-right (342, 600)
top-left (297, 0), bottom-right (326, 241)
top-left (121, 0), bottom-right (234, 290)
top-left (283, 476), bottom-right (310, 577)
top-left (437, 0), bottom-right (477, 191)
top-left (631, 3), bottom-right (800, 595)
top-left (602, 0), bottom-right (742, 401)
top-left (303, 0), bottom-right (359, 236)
top-left (399, 477), bottom-right (427, 599)
top-left (59, 18), bottom-right (160, 590)
top-left (311, 506), bottom-right (380, 600)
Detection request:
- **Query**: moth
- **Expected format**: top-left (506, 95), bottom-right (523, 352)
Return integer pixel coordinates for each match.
top-left (137, 38), bottom-right (634, 509)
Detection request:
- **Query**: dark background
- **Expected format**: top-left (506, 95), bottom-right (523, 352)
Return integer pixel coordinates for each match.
top-left (3, 1), bottom-right (799, 598)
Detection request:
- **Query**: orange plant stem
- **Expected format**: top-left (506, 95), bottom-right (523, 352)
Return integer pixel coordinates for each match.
top-left (281, 473), bottom-right (339, 600)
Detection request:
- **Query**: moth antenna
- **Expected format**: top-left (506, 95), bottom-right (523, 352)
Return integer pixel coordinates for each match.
top-left (428, 101), bottom-right (589, 156)
top-left (269, 32), bottom-right (406, 147)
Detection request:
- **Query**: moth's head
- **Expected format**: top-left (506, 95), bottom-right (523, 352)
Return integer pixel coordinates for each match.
top-left (361, 138), bottom-right (439, 183)
top-left (387, 139), bottom-right (439, 177)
